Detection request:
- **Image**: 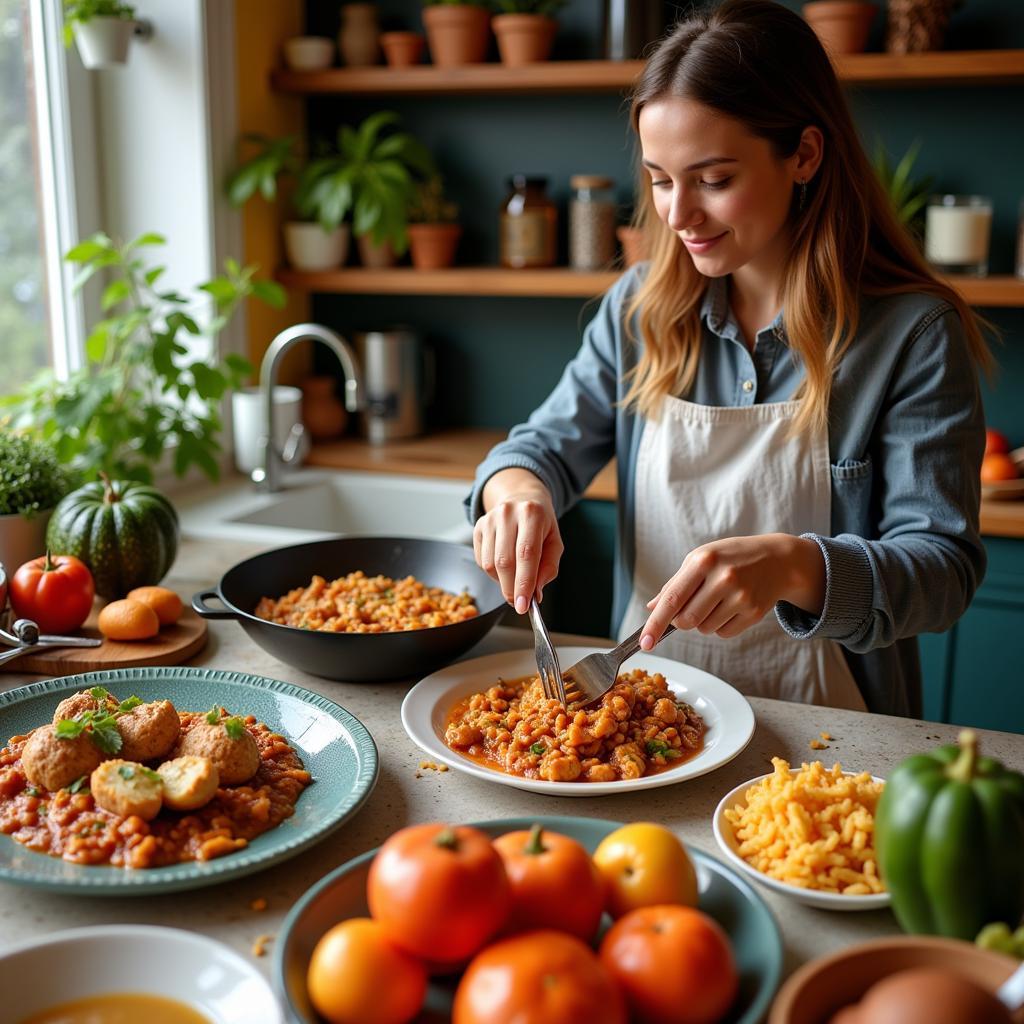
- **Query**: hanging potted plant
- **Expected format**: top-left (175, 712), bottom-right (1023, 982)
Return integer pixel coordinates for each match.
top-left (407, 175), bottom-right (462, 270)
top-left (296, 111), bottom-right (436, 269)
top-left (63, 0), bottom-right (138, 69)
top-left (422, 0), bottom-right (492, 68)
top-left (803, 1), bottom-right (878, 55)
top-left (0, 430), bottom-right (71, 577)
top-left (492, 0), bottom-right (565, 66)
top-left (226, 135), bottom-right (351, 272)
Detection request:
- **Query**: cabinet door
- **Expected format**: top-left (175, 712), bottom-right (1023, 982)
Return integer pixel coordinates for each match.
top-left (918, 630), bottom-right (954, 723)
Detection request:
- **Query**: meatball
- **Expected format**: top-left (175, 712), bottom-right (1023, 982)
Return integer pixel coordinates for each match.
top-left (117, 700), bottom-right (180, 762)
top-left (90, 759), bottom-right (163, 821)
top-left (52, 689), bottom-right (119, 726)
top-left (157, 755), bottom-right (219, 811)
top-left (22, 724), bottom-right (103, 792)
top-left (175, 719), bottom-right (259, 785)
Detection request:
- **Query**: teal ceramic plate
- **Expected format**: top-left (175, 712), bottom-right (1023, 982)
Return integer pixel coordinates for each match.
top-left (0, 667), bottom-right (379, 895)
top-left (275, 815), bottom-right (782, 1024)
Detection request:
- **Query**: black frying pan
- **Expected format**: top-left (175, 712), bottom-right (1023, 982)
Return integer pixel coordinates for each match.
top-left (191, 536), bottom-right (506, 682)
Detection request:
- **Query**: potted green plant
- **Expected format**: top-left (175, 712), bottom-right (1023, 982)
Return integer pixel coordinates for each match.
top-left (296, 111), bottom-right (435, 268)
top-left (407, 175), bottom-right (462, 270)
top-left (63, 0), bottom-right (138, 69)
top-left (422, 0), bottom-right (493, 67)
top-left (226, 134), bottom-right (352, 272)
top-left (872, 138), bottom-right (934, 242)
top-left (1, 232), bottom-right (285, 485)
top-left (0, 430), bottom-right (71, 576)
top-left (492, 0), bottom-right (565, 66)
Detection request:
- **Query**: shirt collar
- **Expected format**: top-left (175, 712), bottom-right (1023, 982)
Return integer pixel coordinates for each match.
top-left (699, 275), bottom-right (789, 347)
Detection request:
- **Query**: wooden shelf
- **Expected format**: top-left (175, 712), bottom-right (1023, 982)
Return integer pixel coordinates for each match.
top-left (980, 500), bottom-right (1024, 539)
top-left (271, 51), bottom-right (1024, 96)
top-left (278, 266), bottom-right (1024, 306)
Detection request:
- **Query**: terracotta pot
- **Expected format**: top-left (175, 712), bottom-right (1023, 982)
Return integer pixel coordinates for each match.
top-left (492, 13), bottom-right (557, 67)
top-left (0, 510), bottom-right (52, 579)
top-left (380, 30), bottom-right (425, 68)
top-left (301, 376), bottom-right (348, 441)
top-left (616, 225), bottom-right (648, 268)
top-left (408, 223), bottom-right (462, 270)
top-left (356, 234), bottom-right (398, 268)
top-left (338, 2), bottom-right (380, 66)
top-left (422, 4), bottom-right (491, 67)
top-left (803, 1), bottom-right (878, 55)
top-left (885, 0), bottom-right (954, 53)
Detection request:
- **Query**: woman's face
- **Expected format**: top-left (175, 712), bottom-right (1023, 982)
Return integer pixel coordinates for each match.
top-left (638, 97), bottom-right (800, 280)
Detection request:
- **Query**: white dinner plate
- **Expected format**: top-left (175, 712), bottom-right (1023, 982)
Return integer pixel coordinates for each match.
top-left (400, 646), bottom-right (755, 796)
top-left (712, 771), bottom-right (891, 911)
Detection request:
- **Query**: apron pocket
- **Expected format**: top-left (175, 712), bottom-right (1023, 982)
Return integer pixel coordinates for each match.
top-left (830, 456), bottom-right (873, 536)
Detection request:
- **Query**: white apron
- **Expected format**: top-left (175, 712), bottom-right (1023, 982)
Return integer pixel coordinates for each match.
top-left (618, 394), bottom-right (867, 710)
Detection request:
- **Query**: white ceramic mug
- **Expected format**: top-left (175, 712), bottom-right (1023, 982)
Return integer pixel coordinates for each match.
top-left (231, 386), bottom-right (304, 476)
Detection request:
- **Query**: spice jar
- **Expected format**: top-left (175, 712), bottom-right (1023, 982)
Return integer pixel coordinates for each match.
top-left (569, 175), bottom-right (616, 270)
top-left (500, 175), bottom-right (557, 269)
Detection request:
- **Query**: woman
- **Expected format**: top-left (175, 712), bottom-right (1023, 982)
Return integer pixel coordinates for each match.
top-left (467, 0), bottom-right (990, 715)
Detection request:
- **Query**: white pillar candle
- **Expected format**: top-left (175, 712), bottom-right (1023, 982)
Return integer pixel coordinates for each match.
top-left (925, 200), bottom-right (992, 268)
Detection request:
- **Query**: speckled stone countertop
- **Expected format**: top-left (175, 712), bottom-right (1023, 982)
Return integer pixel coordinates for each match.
top-left (2, 537), bottom-right (1022, 993)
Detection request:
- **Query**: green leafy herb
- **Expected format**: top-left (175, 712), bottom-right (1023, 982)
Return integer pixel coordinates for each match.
top-left (25, 785), bottom-right (40, 798)
top-left (88, 714), bottom-right (123, 755)
top-left (206, 706), bottom-right (221, 725)
top-left (89, 686), bottom-right (110, 702)
top-left (223, 717), bottom-right (246, 741)
top-left (530, 742), bottom-right (546, 756)
top-left (118, 765), bottom-right (135, 780)
top-left (646, 739), bottom-right (671, 757)
top-left (55, 718), bottom-right (86, 740)
top-left (666, 749), bottom-right (682, 759)
top-left (67, 777), bottom-right (87, 794)
top-left (118, 695), bottom-right (143, 713)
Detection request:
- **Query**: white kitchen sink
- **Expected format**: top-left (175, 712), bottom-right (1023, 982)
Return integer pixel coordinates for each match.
top-left (177, 469), bottom-right (474, 546)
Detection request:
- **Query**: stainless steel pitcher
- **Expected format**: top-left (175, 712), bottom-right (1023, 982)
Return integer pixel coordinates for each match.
top-left (354, 328), bottom-right (433, 444)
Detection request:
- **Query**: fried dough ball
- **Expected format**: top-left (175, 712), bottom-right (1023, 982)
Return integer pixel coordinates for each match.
top-left (176, 719), bottom-right (259, 785)
top-left (157, 755), bottom-right (220, 811)
top-left (22, 724), bottom-right (103, 792)
top-left (117, 700), bottom-right (180, 762)
top-left (52, 689), bottom-right (119, 726)
top-left (90, 759), bottom-right (163, 821)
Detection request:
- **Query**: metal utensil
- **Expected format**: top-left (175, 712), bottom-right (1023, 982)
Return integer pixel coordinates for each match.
top-left (998, 960), bottom-right (1024, 1011)
top-left (562, 623), bottom-right (677, 708)
top-left (13, 618), bottom-right (101, 648)
top-left (527, 597), bottom-right (566, 704)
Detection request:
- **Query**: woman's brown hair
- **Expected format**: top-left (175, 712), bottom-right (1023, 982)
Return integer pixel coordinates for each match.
top-left (624, 0), bottom-right (992, 433)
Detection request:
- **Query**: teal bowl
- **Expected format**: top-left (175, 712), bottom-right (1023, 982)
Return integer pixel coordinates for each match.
top-left (275, 815), bottom-right (782, 1024)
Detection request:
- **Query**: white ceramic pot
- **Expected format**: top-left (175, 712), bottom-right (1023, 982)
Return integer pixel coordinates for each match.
top-left (284, 222), bottom-right (350, 271)
top-left (72, 17), bottom-right (134, 69)
top-left (231, 385), bottom-right (307, 476)
top-left (0, 509), bottom-right (52, 577)
top-left (283, 35), bottom-right (335, 71)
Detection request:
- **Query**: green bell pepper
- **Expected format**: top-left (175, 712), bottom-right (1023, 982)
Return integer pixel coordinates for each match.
top-left (876, 730), bottom-right (1024, 940)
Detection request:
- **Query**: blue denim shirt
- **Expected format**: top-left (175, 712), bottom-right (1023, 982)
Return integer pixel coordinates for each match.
top-left (467, 265), bottom-right (987, 716)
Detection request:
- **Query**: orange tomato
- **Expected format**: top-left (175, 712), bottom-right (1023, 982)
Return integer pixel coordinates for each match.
top-left (367, 823), bottom-right (509, 963)
top-left (492, 823), bottom-right (605, 941)
top-left (981, 452), bottom-right (1020, 483)
top-left (10, 552), bottom-right (94, 634)
top-left (592, 822), bottom-right (697, 918)
top-left (453, 929), bottom-right (627, 1024)
top-left (599, 905), bottom-right (738, 1024)
top-left (306, 918), bottom-right (427, 1024)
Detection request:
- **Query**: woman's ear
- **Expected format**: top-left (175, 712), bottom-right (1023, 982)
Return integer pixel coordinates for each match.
top-left (794, 125), bottom-right (824, 183)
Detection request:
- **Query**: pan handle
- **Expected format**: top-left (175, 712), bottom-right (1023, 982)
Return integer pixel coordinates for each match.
top-left (191, 589), bottom-right (240, 620)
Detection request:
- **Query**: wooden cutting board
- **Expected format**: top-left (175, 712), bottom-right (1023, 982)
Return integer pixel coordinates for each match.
top-left (0, 605), bottom-right (208, 676)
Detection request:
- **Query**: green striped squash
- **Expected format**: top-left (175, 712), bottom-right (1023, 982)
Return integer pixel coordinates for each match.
top-left (45, 478), bottom-right (179, 599)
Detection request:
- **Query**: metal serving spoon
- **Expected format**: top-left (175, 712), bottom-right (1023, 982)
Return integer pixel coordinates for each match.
top-left (0, 618), bottom-right (101, 650)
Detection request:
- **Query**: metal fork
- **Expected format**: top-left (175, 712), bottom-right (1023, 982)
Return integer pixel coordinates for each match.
top-left (562, 623), bottom-right (677, 708)
top-left (527, 597), bottom-right (567, 704)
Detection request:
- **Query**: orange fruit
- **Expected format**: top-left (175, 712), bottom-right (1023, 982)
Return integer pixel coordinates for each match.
top-left (126, 585), bottom-right (183, 625)
top-left (981, 452), bottom-right (1020, 484)
top-left (98, 598), bottom-right (160, 641)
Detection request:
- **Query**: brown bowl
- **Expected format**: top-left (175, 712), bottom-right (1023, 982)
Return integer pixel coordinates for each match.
top-left (770, 935), bottom-right (1023, 1024)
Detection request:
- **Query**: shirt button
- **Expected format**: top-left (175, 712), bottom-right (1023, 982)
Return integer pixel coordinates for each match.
top-left (742, 379), bottom-right (754, 393)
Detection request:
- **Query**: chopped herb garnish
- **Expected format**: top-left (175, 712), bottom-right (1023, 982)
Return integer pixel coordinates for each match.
top-left (223, 716), bottom-right (246, 741)
top-left (118, 695), bottom-right (143, 713)
top-left (118, 765), bottom-right (135, 780)
top-left (142, 767), bottom-right (162, 782)
top-left (530, 742), bottom-right (546, 756)
top-left (89, 686), bottom-right (110, 702)
top-left (646, 739), bottom-right (671, 757)
top-left (88, 715), bottom-right (123, 755)
top-left (206, 706), bottom-right (221, 725)
top-left (67, 776), bottom-right (86, 794)
top-left (666, 749), bottom-right (682, 759)
top-left (55, 718), bottom-right (86, 740)
top-left (38, 804), bottom-right (48, 817)
top-left (25, 785), bottom-right (40, 797)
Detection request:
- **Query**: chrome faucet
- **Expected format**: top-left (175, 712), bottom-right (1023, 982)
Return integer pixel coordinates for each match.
top-left (251, 323), bottom-right (363, 492)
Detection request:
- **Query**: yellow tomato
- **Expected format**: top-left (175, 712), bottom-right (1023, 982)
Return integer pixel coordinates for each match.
top-left (592, 822), bottom-right (697, 919)
top-left (306, 918), bottom-right (427, 1024)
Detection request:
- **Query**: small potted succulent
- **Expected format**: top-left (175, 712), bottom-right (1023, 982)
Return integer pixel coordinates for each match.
top-left (63, 0), bottom-right (139, 69)
top-left (0, 429), bottom-right (71, 577)
top-left (407, 175), bottom-right (462, 270)
top-left (422, 0), bottom-right (492, 67)
top-left (492, 0), bottom-right (565, 66)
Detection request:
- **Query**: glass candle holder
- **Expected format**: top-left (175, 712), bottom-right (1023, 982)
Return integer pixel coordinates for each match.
top-left (925, 195), bottom-right (993, 277)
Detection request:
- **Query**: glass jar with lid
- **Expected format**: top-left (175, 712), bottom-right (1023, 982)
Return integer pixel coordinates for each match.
top-left (500, 175), bottom-right (557, 269)
top-left (569, 174), bottom-right (616, 270)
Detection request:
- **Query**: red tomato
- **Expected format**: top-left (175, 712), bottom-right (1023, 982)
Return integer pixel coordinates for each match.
top-left (0, 560), bottom-right (7, 613)
top-left (453, 930), bottom-right (627, 1024)
top-left (599, 905), bottom-right (738, 1024)
top-left (367, 823), bottom-right (510, 963)
top-left (10, 552), bottom-right (95, 633)
top-left (985, 428), bottom-right (1010, 456)
top-left (492, 824), bottom-right (605, 941)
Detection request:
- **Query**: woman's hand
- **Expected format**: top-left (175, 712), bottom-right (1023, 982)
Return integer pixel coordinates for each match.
top-left (640, 534), bottom-right (826, 650)
top-left (474, 469), bottom-right (564, 613)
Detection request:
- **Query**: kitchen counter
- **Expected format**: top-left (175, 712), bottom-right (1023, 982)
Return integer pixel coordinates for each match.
top-left (2, 537), bottom-right (1023, 994)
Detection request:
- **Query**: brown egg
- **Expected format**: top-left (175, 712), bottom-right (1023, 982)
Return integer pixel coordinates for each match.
top-left (852, 967), bottom-right (1013, 1024)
